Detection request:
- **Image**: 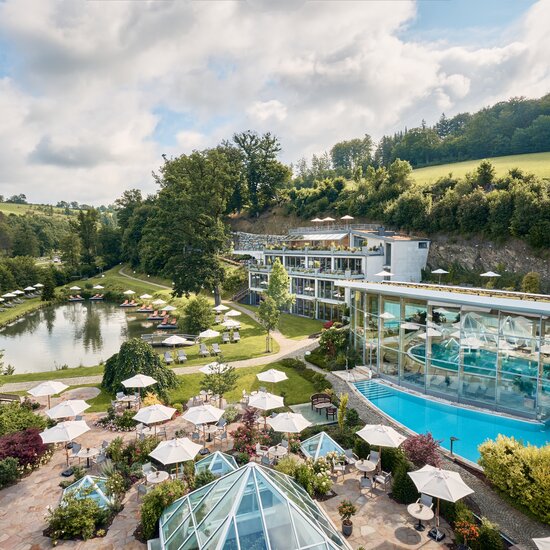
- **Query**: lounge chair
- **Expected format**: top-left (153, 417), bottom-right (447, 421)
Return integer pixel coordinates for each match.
top-left (199, 344), bottom-right (210, 357)
top-left (211, 343), bottom-right (222, 355)
top-left (163, 352), bottom-right (173, 364)
top-left (232, 331), bottom-right (240, 343)
top-left (222, 332), bottom-right (230, 344)
top-left (120, 299), bottom-right (129, 307)
top-left (177, 350), bottom-right (187, 363)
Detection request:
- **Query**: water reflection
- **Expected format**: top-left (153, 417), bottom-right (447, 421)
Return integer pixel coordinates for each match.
top-left (0, 302), bottom-right (153, 374)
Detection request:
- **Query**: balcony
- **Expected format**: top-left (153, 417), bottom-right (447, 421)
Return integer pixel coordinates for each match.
top-left (264, 245), bottom-right (382, 256)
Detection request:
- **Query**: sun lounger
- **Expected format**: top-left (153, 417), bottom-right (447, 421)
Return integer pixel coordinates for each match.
top-left (211, 343), bottom-right (222, 355)
top-left (222, 332), bottom-right (230, 344)
top-left (199, 343), bottom-right (210, 357)
top-left (232, 331), bottom-right (240, 343)
top-left (163, 352), bottom-right (174, 364)
top-left (177, 350), bottom-right (187, 363)
top-left (120, 299), bottom-right (129, 307)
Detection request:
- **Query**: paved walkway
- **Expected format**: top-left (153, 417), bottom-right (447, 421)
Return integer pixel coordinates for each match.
top-left (317, 367), bottom-right (550, 550)
top-left (1, 303), bottom-right (318, 393)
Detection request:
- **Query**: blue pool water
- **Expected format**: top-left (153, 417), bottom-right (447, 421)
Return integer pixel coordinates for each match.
top-left (353, 380), bottom-right (549, 463)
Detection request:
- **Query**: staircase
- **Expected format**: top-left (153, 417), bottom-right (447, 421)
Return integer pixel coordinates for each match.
top-left (354, 380), bottom-right (393, 401)
top-left (232, 287), bottom-right (250, 303)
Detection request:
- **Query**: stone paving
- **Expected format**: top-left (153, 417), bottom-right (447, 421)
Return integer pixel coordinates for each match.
top-left (322, 367), bottom-right (550, 550)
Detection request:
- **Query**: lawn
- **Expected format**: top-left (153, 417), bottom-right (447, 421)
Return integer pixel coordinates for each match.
top-left (168, 361), bottom-right (318, 407)
top-left (412, 151), bottom-right (550, 187)
top-left (0, 297), bottom-right (45, 328)
top-left (245, 304), bottom-right (323, 340)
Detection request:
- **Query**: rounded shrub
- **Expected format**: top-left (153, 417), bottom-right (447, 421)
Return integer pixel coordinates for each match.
top-left (391, 462), bottom-right (419, 504)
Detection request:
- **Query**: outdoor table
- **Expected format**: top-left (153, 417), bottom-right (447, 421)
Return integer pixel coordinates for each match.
top-left (407, 502), bottom-right (434, 531)
top-left (118, 395), bottom-right (138, 409)
top-left (77, 447), bottom-right (99, 468)
top-left (314, 402), bottom-right (332, 414)
top-left (204, 424), bottom-right (218, 442)
top-left (147, 471), bottom-right (169, 484)
top-left (268, 446), bottom-right (288, 459)
top-left (355, 459), bottom-right (377, 478)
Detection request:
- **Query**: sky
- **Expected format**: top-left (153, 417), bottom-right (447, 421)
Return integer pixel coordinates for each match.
top-left (0, 0), bottom-right (548, 205)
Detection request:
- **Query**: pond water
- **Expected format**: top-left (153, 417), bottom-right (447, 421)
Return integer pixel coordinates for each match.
top-left (0, 302), bottom-right (158, 374)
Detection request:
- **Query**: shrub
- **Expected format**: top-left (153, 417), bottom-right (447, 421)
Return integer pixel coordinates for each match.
top-left (344, 408), bottom-right (360, 428)
top-left (106, 437), bottom-right (125, 463)
top-left (353, 438), bottom-right (370, 460)
top-left (0, 402), bottom-right (46, 436)
top-left (402, 433), bottom-right (441, 467)
top-left (194, 470), bottom-right (216, 488)
top-left (478, 435), bottom-right (550, 523)
top-left (142, 392), bottom-right (162, 407)
top-left (172, 403), bottom-right (183, 414)
top-left (291, 457), bottom-right (332, 497)
top-left (439, 499), bottom-right (473, 525)
top-left (279, 358), bottom-right (306, 371)
top-left (275, 456), bottom-right (299, 477)
top-left (473, 518), bottom-right (504, 550)
top-left (319, 328), bottom-right (347, 359)
top-left (114, 410), bottom-right (138, 431)
top-left (381, 447), bottom-right (406, 474)
top-left (455, 521), bottom-right (480, 547)
top-left (391, 462), bottom-right (418, 504)
top-left (0, 428), bottom-right (52, 470)
top-left (179, 296), bottom-right (214, 334)
top-left (0, 457), bottom-right (19, 488)
top-left (233, 452), bottom-right (250, 465)
top-left (47, 493), bottom-right (108, 543)
top-left (140, 479), bottom-right (187, 540)
top-left (223, 405), bottom-right (239, 423)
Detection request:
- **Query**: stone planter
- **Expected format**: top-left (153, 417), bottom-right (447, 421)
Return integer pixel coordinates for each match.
top-left (342, 521), bottom-right (353, 537)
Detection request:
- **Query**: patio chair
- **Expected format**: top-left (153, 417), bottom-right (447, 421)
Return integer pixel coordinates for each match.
top-left (116, 391), bottom-right (125, 400)
top-left (214, 431), bottom-right (228, 448)
top-left (137, 482), bottom-right (151, 500)
top-left (222, 332), bottom-right (230, 344)
top-left (374, 471), bottom-right (392, 492)
top-left (75, 415), bottom-right (83, 421)
top-left (367, 450), bottom-right (380, 468)
top-left (332, 459), bottom-right (347, 480)
top-left (216, 418), bottom-right (227, 429)
top-left (261, 454), bottom-right (275, 467)
top-left (360, 476), bottom-right (374, 496)
top-left (232, 331), bottom-right (240, 343)
top-left (241, 390), bottom-right (249, 405)
top-left (280, 439), bottom-right (288, 449)
top-left (68, 443), bottom-right (82, 464)
top-left (326, 406), bottom-right (337, 421)
top-left (163, 352), bottom-right (174, 364)
top-left (344, 449), bottom-right (358, 465)
top-left (199, 344), bottom-right (210, 357)
top-left (101, 440), bottom-right (109, 449)
top-left (93, 452), bottom-right (107, 469)
top-left (191, 430), bottom-right (201, 442)
top-left (417, 493), bottom-right (433, 509)
top-left (211, 343), bottom-right (222, 355)
top-left (259, 386), bottom-right (267, 393)
top-left (177, 350), bottom-right (187, 363)
top-left (256, 443), bottom-right (269, 461)
top-left (142, 462), bottom-right (156, 476)
top-left (215, 315), bottom-right (222, 324)
top-left (157, 427), bottom-right (168, 440)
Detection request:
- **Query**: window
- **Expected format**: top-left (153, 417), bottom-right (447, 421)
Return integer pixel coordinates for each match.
top-left (418, 242), bottom-right (428, 249)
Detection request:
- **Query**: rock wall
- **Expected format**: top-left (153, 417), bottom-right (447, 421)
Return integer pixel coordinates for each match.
top-left (428, 234), bottom-right (550, 286)
top-left (232, 231), bottom-right (286, 251)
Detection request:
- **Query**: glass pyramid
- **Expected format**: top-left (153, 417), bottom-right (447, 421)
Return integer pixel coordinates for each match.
top-left (300, 432), bottom-right (345, 461)
top-left (62, 475), bottom-right (113, 510)
top-left (158, 462), bottom-right (348, 550)
top-left (195, 451), bottom-right (238, 478)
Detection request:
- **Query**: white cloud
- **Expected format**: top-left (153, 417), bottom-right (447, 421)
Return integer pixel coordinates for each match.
top-left (0, 0), bottom-right (548, 203)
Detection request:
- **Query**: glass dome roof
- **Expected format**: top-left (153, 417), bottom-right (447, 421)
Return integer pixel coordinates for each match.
top-left (62, 475), bottom-right (113, 510)
top-left (158, 462), bottom-right (348, 550)
top-left (194, 451), bottom-right (238, 477)
top-left (300, 432), bottom-right (345, 461)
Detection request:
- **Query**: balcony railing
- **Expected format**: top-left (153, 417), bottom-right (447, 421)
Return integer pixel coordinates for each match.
top-left (264, 246), bottom-right (382, 256)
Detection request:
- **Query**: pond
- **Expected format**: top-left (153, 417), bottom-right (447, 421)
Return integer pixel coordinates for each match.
top-left (0, 302), bottom-right (159, 374)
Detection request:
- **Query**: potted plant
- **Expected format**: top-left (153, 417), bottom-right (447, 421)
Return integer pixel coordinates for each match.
top-left (337, 499), bottom-right (357, 537)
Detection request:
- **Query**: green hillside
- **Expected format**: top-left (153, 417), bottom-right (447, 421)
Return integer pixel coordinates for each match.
top-left (0, 202), bottom-right (71, 218)
top-left (412, 152), bottom-right (550, 186)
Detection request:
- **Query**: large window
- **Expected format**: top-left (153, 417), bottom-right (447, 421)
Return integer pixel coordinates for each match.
top-left (307, 256), bottom-right (331, 271)
top-left (334, 257), bottom-right (362, 274)
top-left (291, 278), bottom-right (315, 296)
top-left (250, 273), bottom-right (268, 289)
top-left (318, 280), bottom-right (344, 301)
top-left (318, 302), bottom-right (342, 322)
top-left (292, 298), bottom-right (315, 317)
top-left (285, 256), bottom-right (306, 269)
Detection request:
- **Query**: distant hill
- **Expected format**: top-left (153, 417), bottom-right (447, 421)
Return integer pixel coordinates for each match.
top-left (0, 202), bottom-right (79, 219)
top-left (412, 152), bottom-right (550, 186)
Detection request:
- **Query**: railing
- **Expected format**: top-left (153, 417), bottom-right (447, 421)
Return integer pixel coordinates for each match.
top-left (289, 223), bottom-right (381, 234)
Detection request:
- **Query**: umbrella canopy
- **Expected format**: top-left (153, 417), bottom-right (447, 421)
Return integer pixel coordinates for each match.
top-left (419, 328), bottom-right (443, 339)
top-left (133, 404), bottom-right (176, 425)
top-left (24, 286), bottom-right (36, 291)
top-left (408, 465), bottom-right (473, 503)
top-left (183, 404), bottom-right (224, 426)
top-left (199, 329), bottom-right (221, 338)
top-left (2, 293), bottom-right (16, 298)
top-left (163, 335), bottom-right (194, 346)
top-left (0, 298), bottom-right (4, 302)
top-left (13, 290), bottom-right (24, 295)
top-left (322, 217), bottom-right (335, 222)
top-left (152, 299), bottom-right (167, 306)
top-left (461, 336), bottom-right (483, 349)
top-left (93, 284), bottom-right (104, 289)
top-left (340, 215), bottom-right (354, 220)
top-left (401, 322), bottom-right (420, 330)
top-left (213, 304), bottom-right (230, 312)
top-left (40, 420), bottom-right (90, 444)
top-left (28, 381), bottom-right (69, 398)
top-left (248, 391), bottom-right (284, 411)
top-left (534, 537), bottom-right (550, 550)
top-left (267, 412), bottom-right (311, 434)
top-left (47, 399), bottom-right (90, 419)
top-left (150, 438), bottom-right (202, 466)
top-left (310, 218), bottom-right (323, 222)
top-left (221, 319), bottom-right (240, 329)
top-left (225, 309), bottom-right (242, 317)
top-left (123, 289), bottom-right (135, 295)
top-left (199, 362), bottom-right (229, 375)
top-left (122, 374), bottom-right (157, 388)
top-left (69, 286), bottom-right (81, 291)
top-left (357, 424), bottom-right (406, 449)
top-left (140, 293), bottom-right (153, 299)
top-left (480, 271), bottom-right (500, 278)
top-left (431, 268), bottom-right (449, 275)
top-left (375, 270), bottom-right (394, 277)
top-left (257, 369), bottom-right (288, 384)
top-left (379, 312), bottom-right (395, 320)
top-left (34, 283), bottom-right (44, 288)
top-left (163, 304), bottom-right (177, 312)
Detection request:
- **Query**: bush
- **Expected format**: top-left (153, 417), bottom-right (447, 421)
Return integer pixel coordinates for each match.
top-left (402, 433), bottom-right (441, 467)
top-left (233, 452), bottom-right (250, 465)
top-left (478, 435), bottom-right (550, 523)
top-left (140, 479), bottom-right (187, 540)
top-left (319, 328), bottom-right (347, 359)
top-left (114, 410), bottom-right (138, 431)
top-left (275, 456), bottom-right (299, 477)
top-left (344, 408), bottom-right (360, 428)
top-left (222, 405), bottom-right (239, 423)
top-left (381, 447), bottom-right (406, 475)
top-left (179, 296), bottom-right (214, 334)
top-left (353, 438), bottom-right (370, 460)
top-left (142, 392), bottom-right (162, 407)
top-left (194, 470), bottom-right (216, 488)
top-left (439, 499), bottom-right (473, 525)
top-left (279, 358), bottom-right (306, 371)
top-left (391, 462), bottom-right (418, 504)
top-left (474, 518), bottom-right (504, 550)
top-left (172, 403), bottom-right (183, 414)
top-left (290, 457), bottom-right (332, 497)
top-left (0, 457), bottom-right (19, 488)
top-left (0, 402), bottom-right (46, 436)
top-left (0, 428), bottom-right (52, 470)
top-left (47, 493), bottom-right (108, 543)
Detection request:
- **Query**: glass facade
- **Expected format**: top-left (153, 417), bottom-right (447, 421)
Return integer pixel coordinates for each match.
top-left (318, 280), bottom-right (344, 301)
top-left (350, 288), bottom-right (550, 420)
top-left (291, 278), bottom-right (315, 297)
top-left (291, 298), bottom-right (315, 318)
top-left (250, 273), bottom-right (268, 289)
top-left (317, 302), bottom-right (342, 322)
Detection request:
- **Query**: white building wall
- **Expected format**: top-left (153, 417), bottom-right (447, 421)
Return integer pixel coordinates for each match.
top-left (389, 242), bottom-right (430, 282)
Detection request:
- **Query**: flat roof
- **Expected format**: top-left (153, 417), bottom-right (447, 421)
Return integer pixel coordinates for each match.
top-left (335, 281), bottom-right (550, 316)
top-left (352, 230), bottom-right (428, 242)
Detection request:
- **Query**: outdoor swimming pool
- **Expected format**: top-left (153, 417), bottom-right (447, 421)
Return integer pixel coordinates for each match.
top-left (353, 380), bottom-right (549, 463)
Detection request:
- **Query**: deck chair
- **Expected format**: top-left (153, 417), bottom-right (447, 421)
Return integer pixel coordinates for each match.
top-left (163, 352), bottom-right (173, 364)
top-left (222, 332), bottom-right (230, 344)
top-left (211, 343), bottom-right (222, 355)
top-left (232, 331), bottom-right (240, 343)
top-left (199, 343), bottom-right (210, 357)
top-left (177, 350), bottom-right (187, 363)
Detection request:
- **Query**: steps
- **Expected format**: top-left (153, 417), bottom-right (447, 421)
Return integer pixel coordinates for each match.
top-left (354, 380), bottom-right (393, 401)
